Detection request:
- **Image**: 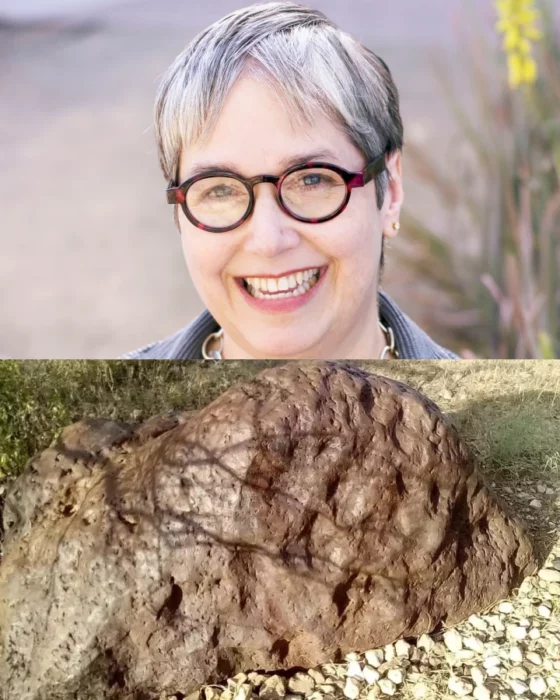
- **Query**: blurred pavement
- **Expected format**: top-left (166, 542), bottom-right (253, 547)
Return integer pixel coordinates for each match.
top-left (1, 0), bottom-right (492, 358)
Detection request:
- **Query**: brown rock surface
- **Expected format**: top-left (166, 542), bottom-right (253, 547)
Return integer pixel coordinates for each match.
top-left (0, 362), bottom-right (537, 700)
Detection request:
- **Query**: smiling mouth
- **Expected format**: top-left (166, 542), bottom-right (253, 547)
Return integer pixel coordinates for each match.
top-left (240, 267), bottom-right (323, 299)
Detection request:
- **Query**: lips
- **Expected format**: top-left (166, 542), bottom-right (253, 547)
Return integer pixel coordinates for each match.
top-left (241, 267), bottom-right (321, 299)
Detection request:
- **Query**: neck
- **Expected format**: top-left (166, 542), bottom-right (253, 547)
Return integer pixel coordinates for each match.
top-left (220, 297), bottom-right (389, 360)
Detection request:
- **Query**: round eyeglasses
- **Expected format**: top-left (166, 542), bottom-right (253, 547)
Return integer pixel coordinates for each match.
top-left (166, 151), bottom-right (387, 233)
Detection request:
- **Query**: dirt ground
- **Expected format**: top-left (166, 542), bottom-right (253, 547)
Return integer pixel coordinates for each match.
top-left (0, 0), bottom-right (493, 358)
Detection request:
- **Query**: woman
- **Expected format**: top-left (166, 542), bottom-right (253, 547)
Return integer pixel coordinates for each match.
top-left (123, 1), bottom-right (458, 360)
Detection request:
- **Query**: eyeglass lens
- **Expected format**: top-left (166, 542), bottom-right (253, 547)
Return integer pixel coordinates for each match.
top-left (185, 167), bottom-right (347, 228)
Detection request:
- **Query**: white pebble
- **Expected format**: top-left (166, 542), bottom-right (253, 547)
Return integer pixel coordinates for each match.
top-left (448, 677), bottom-right (474, 697)
top-left (233, 685), bottom-right (251, 700)
top-left (378, 679), bottom-right (396, 696)
top-left (395, 639), bottom-right (411, 657)
top-left (486, 615), bottom-right (506, 631)
top-left (498, 601), bottom-right (514, 614)
top-left (384, 644), bottom-right (395, 662)
top-left (471, 667), bottom-right (486, 686)
top-left (508, 625), bottom-right (527, 641)
top-left (362, 666), bottom-right (380, 685)
top-left (509, 647), bottom-right (523, 664)
top-left (343, 678), bottom-right (361, 699)
top-left (345, 652), bottom-right (360, 662)
top-left (386, 669), bottom-right (404, 685)
top-left (469, 616), bottom-right (488, 631)
top-left (346, 661), bottom-right (363, 679)
top-left (537, 604), bottom-right (551, 617)
top-left (526, 651), bottom-right (543, 665)
top-left (529, 677), bottom-right (547, 696)
top-left (287, 674), bottom-right (315, 695)
top-left (464, 636), bottom-right (485, 654)
top-left (508, 679), bottom-right (529, 695)
top-left (538, 568), bottom-right (560, 582)
top-left (444, 629), bottom-right (463, 652)
top-left (529, 628), bottom-right (541, 640)
top-left (482, 656), bottom-right (501, 669)
top-left (308, 670), bottom-right (325, 685)
top-left (364, 649), bottom-right (384, 668)
top-left (416, 634), bottom-right (434, 652)
top-left (487, 666), bottom-right (501, 678)
top-left (473, 686), bottom-right (491, 700)
top-left (529, 499), bottom-right (542, 508)
top-left (537, 484), bottom-right (547, 493)
top-left (509, 668), bottom-right (528, 681)
top-left (518, 618), bottom-right (531, 627)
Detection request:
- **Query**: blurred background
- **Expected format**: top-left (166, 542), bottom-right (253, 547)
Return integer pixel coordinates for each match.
top-left (1, 0), bottom-right (558, 359)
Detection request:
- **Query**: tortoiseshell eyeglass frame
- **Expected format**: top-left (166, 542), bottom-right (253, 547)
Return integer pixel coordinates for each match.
top-left (166, 150), bottom-right (388, 233)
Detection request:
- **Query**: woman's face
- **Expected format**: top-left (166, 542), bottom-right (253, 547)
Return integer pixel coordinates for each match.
top-left (177, 75), bottom-right (403, 359)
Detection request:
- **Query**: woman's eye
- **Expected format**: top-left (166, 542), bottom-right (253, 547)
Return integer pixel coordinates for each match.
top-left (299, 173), bottom-right (336, 188)
top-left (302, 174), bottom-right (323, 186)
top-left (206, 185), bottom-right (234, 198)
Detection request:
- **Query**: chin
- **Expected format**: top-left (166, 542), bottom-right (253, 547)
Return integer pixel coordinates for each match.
top-left (244, 333), bottom-right (318, 359)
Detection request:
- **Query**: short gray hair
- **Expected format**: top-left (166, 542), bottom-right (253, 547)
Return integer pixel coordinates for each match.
top-left (155, 1), bottom-right (404, 211)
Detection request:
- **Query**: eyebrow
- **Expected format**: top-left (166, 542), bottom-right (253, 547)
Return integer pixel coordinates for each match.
top-left (183, 149), bottom-right (342, 180)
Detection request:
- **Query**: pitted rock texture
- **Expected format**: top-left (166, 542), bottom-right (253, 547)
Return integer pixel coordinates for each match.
top-left (0, 362), bottom-right (537, 700)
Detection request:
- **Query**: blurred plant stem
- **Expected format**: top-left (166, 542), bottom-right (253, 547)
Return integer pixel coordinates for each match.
top-left (397, 0), bottom-right (559, 358)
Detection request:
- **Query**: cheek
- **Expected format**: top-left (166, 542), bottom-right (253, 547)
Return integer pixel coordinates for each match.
top-left (313, 209), bottom-right (380, 277)
top-left (180, 225), bottom-right (235, 284)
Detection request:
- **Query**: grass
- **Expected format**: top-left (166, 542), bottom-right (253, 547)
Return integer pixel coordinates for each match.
top-left (0, 360), bottom-right (282, 480)
top-left (358, 360), bottom-right (560, 479)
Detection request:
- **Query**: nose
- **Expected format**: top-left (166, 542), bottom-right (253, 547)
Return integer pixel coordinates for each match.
top-left (241, 183), bottom-right (301, 258)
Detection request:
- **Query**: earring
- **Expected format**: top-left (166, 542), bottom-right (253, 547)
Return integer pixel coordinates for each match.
top-left (392, 221), bottom-right (400, 231)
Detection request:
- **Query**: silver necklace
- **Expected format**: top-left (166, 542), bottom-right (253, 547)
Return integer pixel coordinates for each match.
top-left (202, 320), bottom-right (399, 360)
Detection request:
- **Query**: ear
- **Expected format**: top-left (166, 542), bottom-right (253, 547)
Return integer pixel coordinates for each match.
top-left (381, 150), bottom-right (404, 240)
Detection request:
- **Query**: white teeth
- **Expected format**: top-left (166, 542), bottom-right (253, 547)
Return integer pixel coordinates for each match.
top-left (244, 268), bottom-right (321, 298)
top-left (278, 277), bottom-right (289, 291)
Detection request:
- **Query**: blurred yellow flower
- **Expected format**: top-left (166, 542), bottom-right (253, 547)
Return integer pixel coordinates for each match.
top-left (495, 0), bottom-right (543, 88)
